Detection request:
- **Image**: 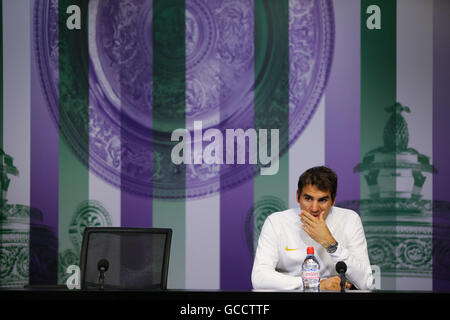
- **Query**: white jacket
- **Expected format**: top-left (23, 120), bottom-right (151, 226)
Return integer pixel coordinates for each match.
top-left (251, 206), bottom-right (375, 290)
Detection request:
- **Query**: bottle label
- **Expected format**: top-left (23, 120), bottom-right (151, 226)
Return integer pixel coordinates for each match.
top-left (302, 270), bottom-right (320, 280)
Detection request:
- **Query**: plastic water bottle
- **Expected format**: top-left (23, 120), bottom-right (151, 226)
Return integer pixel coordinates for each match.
top-left (302, 247), bottom-right (320, 292)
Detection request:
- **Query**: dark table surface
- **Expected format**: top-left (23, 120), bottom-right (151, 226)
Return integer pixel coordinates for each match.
top-left (1, 286), bottom-right (449, 300)
top-left (1, 287), bottom-right (448, 317)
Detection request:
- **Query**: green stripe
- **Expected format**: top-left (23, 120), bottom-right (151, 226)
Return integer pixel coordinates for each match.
top-left (361, 0), bottom-right (397, 155)
top-left (58, 0), bottom-right (89, 283)
top-left (0, 1), bottom-right (3, 151)
top-left (361, 0), bottom-right (397, 288)
top-left (0, 1), bottom-right (4, 286)
top-left (254, 0), bottom-right (290, 248)
top-left (152, 0), bottom-right (186, 289)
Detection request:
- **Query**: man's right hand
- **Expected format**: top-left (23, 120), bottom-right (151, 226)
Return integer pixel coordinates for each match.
top-left (320, 276), bottom-right (352, 291)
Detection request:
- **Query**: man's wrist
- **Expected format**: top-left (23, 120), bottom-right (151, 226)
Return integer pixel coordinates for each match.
top-left (326, 241), bottom-right (338, 254)
top-left (321, 236), bottom-right (336, 249)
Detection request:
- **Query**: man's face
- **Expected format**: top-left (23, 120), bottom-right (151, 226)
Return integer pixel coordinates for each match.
top-left (297, 184), bottom-right (334, 220)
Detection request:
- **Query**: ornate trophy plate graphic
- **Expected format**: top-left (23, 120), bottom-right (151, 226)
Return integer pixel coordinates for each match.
top-left (34, 0), bottom-right (334, 199)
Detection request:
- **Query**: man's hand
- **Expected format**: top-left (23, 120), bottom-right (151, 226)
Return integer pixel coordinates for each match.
top-left (320, 276), bottom-right (352, 291)
top-left (299, 210), bottom-right (336, 249)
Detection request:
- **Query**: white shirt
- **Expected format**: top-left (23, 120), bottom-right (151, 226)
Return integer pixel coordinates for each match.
top-left (251, 206), bottom-right (375, 290)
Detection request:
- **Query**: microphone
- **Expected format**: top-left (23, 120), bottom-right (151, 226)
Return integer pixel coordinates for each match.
top-left (97, 259), bottom-right (109, 290)
top-left (335, 261), bottom-right (347, 293)
top-left (98, 259), bottom-right (109, 272)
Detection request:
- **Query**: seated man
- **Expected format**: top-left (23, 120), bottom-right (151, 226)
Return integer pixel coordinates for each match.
top-left (251, 166), bottom-right (374, 291)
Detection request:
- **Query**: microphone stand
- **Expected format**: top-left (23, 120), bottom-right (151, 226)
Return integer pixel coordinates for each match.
top-left (335, 261), bottom-right (347, 293)
top-left (98, 268), bottom-right (105, 290)
top-left (339, 272), bottom-right (346, 293)
top-left (97, 259), bottom-right (109, 290)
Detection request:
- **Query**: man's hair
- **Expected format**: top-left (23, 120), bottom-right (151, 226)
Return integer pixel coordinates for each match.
top-left (297, 166), bottom-right (338, 203)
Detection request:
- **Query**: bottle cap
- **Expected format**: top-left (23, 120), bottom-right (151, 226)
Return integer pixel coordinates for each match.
top-left (307, 247), bottom-right (314, 255)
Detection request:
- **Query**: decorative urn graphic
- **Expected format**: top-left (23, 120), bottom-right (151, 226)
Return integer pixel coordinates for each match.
top-left (341, 103), bottom-right (437, 283)
top-left (0, 148), bottom-right (57, 288)
top-left (355, 103), bottom-right (435, 202)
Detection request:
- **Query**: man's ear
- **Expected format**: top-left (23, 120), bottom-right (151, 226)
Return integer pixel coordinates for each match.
top-left (296, 189), bottom-right (300, 202)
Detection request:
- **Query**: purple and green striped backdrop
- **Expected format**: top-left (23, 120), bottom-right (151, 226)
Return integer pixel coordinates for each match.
top-left (0, 0), bottom-right (449, 291)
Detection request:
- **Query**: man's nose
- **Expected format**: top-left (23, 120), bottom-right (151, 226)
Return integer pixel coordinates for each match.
top-left (311, 201), bottom-right (319, 212)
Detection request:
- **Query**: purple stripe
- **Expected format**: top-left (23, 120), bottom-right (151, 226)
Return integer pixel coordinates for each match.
top-left (220, 178), bottom-right (254, 290)
top-left (325, 0), bottom-right (360, 205)
top-left (432, 0), bottom-right (450, 292)
top-left (121, 191), bottom-right (153, 228)
top-left (119, 0), bottom-right (153, 228)
top-left (119, 89), bottom-right (153, 226)
top-left (216, 0), bottom-right (255, 290)
top-left (218, 84), bottom-right (255, 289)
top-left (219, 0), bottom-right (254, 289)
top-left (29, 17), bottom-right (58, 284)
